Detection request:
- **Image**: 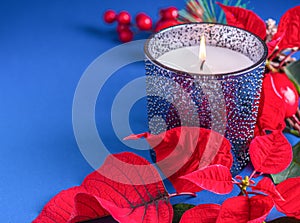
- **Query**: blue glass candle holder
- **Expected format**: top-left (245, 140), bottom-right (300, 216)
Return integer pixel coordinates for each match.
top-left (144, 23), bottom-right (268, 175)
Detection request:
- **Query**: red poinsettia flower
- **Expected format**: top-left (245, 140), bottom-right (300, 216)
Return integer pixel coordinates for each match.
top-left (33, 152), bottom-right (174, 223)
top-left (179, 175), bottom-right (300, 223)
top-left (33, 147), bottom-right (232, 223)
top-left (125, 127), bottom-right (233, 193)
top-left (176, 126), bottom-right (300, 222)
top-left (33, 126), bottom-right (236, 223)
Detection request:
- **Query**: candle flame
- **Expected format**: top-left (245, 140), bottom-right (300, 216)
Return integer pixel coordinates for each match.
top-left (199, 35), bottom-right (206, 61)
top-left (199, 35), bottom-right (206, 70)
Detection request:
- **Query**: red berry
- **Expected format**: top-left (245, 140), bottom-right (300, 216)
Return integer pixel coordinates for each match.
top-left (155, 19), bottom-right (180, 32)
top-left (117, 24), bottom-right (130, 33)
top-left (119, 29), bottom-right (133, 42)
top-left (136, 13), bottom-right (152, 31)
top-left (159, 9), bottom-right (166, 18)
top-left (103, 10), bottom-right (117, 23)
top-left (117, 11), bottom-right (131, 24)
top-left (160, 6), bottom-right (178, 20)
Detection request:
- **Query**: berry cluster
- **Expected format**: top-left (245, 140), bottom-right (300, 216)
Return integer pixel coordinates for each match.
top-left (155, 6), bottom-right (180, 32)
top-left (103, 7), bottom-right (181, 42)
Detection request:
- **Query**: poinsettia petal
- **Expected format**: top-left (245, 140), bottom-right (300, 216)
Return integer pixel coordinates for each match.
top-left (248, 195), bottom-right (274, 223)
top-left (125, 127), bottom-right (232, 193)
top-left (99, 197), bottom-right (173, 223)
top-left (33, 186), bottom-right (87, 223)
top-left (254, 73), bottom-right (286, 136)
top-left (180, 165), bottom-right (233, 194)
top-left (275, 177), bottom-right (300, 218)
top-left (179, 204), bottom-right (221, 223)
top-left (252, 177), bottom-right (284, 201)
top-left (217, 3), bottom-right (266, 40)
top-left (124, 132), bottom-right (149, 140)
top-left (273, 6), bottom-right (300, 50)
top-left (267, 35), bottom-right (284, 57)
top-left (68, 193), bottom-right (110, 223)
top-left (250, 130), bottom-right (292, 174)
top-left (216, 195), bottom-right (274, 223)
top-left (82, 152), bottom-right (173, 223)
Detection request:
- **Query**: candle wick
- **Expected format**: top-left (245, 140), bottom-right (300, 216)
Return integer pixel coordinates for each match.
top-left (200, 60), bottom-right (205, 71)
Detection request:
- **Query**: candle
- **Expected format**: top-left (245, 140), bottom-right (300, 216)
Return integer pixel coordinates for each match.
top-left (144, 23), bottom-right (268, 174)
top-left (157, 45), bottom-right (254, 74)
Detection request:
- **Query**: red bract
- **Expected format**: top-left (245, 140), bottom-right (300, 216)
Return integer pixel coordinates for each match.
top-left (249, 130), bottom-right (292, 174)
top-left (217, 3), bottom-right (266, 40)
top-left (82, 152), bottom-right (173, 223)
top-left (34, 152), bottom-right (174, 223)
top-left (275, 177), bottom-right (300, 219)
top-left (179, 204), bottom-right (221, 223)
top-left (267, 35), bottom-right (284, 57)
top-left (180, 165), bottom-right (233, 194)
top-left (255, 73), bottom-right (286, 136)
top-left (216, 195), bottom-right (274, 223)
top-left (251, 177), bottom-right (284, 201)
top-left (33, 186), bottom-right (88, 223)
top-left (273, 6), bottom-right (300, 50)
top-left (219, 4), bottom-right (300, 58)
top-left (68, 193), bottom-right (109, 223)
top-left (125, 127), bottom-right (233, 193)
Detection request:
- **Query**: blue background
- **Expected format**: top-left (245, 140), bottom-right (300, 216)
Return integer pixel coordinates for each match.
top-left (0, 0), bottom-right (299, 222)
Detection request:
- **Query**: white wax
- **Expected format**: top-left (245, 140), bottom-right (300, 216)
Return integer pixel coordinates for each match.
top-left (157, 46), bottom-right (253, 74)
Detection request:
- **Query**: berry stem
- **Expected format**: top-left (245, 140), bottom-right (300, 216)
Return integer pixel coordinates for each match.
top-left (268, 47), bottom-right (279, 61)
top-left (278, 48), bottom-right (298, 69)
top-left (232, 178), bottom-right (240, 184)
top-left (249, 170), bottom-right (257, 180)
top-left (266, 60), bottom-right (279, 73)
top-left (292, 114), bottom-right (300, 126)
top-left (244, 189), bottom-right (249, 198)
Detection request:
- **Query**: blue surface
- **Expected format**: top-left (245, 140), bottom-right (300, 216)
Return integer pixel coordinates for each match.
top-left (0, 0), bottom-right (299, 222)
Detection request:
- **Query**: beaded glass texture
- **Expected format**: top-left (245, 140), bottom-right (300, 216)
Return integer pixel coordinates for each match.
top-left (144, 23), bottom-right (268, 175)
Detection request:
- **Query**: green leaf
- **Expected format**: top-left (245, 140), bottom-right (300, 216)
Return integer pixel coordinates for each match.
top-left (172, 203), bottom-right (196, 223)
top-left (267, 216), bottom-right (300, 223)
top-left (284, 59), bottom-right (300, 95)
top-left (271, 141), bottom-right (300, 184)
